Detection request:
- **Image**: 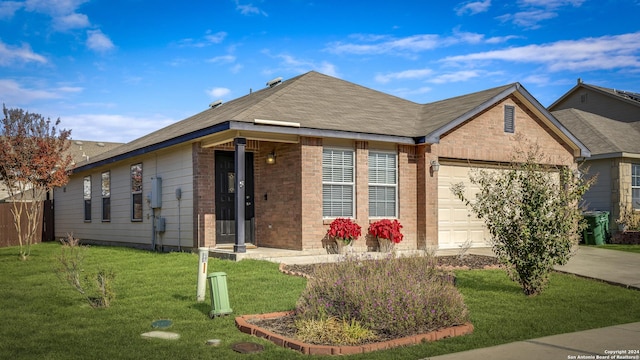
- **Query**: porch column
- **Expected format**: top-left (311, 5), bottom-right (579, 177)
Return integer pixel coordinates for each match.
top-left (234, 137), bottom-right (247, 253)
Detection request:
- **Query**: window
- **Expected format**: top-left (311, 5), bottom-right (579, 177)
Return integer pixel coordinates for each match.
top-left (504, 105), bottom-right (515, 133)
top-left (322, 148), bottom-right (355, 218)
top-left (101, 171), bottom-right (110, 221)
top-left (369, 152), bottom-right (397, 217)
top-left (131, 163), bottom-right (143, 221)
top-left (632, 164), bottom-right (640, 210)
top-left (83, 176), bottom-right (91, 221)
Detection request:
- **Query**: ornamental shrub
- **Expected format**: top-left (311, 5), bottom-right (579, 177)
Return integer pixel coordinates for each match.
top-left (327, 218), bottom-right (362, 243)
top-left (296, 254), bottom-right (469, 339)
top-left (368, 219), bottom-right (404, 243)
top-left (451, 140), bottom-right (595, 296)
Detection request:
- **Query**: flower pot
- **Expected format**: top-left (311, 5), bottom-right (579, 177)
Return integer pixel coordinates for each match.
top-left (336, 239), bottom-right (352, 254)
top-left (377, 237), bottom-right (394, 252)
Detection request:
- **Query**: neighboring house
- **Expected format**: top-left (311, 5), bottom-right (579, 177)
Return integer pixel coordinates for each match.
top-left (53, 71), bottom-right (589, 253)
top-left (550, 79), bottom-right (640, 231)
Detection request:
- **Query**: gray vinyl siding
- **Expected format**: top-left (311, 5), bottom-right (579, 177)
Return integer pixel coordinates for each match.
top-left (552, 89), bottom-right (640, 123)
top-left (54, 144), bottom-right (194, 248)
top-left (582, 159), bottom-right (612, 212)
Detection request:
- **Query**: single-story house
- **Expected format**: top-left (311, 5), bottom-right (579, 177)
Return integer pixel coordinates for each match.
top-left (54, 71), bottom-right (589, 252)
top-left (550, 79), bottom-right (640, 231)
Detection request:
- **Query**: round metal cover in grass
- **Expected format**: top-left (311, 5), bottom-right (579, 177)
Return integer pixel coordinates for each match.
top-left (231, 342), bottom-right (264, 354)
top-left (151, 319), bottom-right (173, 329)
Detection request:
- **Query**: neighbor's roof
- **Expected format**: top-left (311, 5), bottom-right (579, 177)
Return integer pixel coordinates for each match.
top-left (73, 71), bottom-right (588, 172)
top-left (552, 108), bottom-right (640, 157)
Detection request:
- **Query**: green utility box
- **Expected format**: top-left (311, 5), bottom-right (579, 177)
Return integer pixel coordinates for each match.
top-left (582, 211), bottom-right (609, 245)
top-left (207, 272), bottom-right (232, 318)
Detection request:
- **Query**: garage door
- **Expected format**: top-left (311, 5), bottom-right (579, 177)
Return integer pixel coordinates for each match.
top-left (437, 164), bottom-right (491, 249)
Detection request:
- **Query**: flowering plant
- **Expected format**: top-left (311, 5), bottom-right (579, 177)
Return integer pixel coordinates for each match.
top-left (327, 218), bottom-right (362, 244)
top-left (368, 219), bottom-right (404, 244)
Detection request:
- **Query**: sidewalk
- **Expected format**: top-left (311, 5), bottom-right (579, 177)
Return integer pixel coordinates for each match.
top-left (427, 246), bottom-right (640, 360)
top-left (425, 321), bottom-right (640, 360)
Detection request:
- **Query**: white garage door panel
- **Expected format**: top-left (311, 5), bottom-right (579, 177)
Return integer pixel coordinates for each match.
top-left (438, 164), bottom-right (492, 249)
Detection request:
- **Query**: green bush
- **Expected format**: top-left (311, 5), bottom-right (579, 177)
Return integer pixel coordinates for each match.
top-left (295, 253), bottom-right (469, 338)
top-left (295, 317), bottom-right (378, 345)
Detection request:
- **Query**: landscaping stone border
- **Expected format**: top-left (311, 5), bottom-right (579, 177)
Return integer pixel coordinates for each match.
top-left (235, 311), bottom-right (474, 355)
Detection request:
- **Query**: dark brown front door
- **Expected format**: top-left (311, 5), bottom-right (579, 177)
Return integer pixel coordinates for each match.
top-left (215, 151), bottom-right (254, 245)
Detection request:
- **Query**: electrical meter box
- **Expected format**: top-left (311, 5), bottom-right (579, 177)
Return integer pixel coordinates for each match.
top-left (156, 217), bottom-right (166, 232)
top-left (151, 177), bottom-right (162, 208)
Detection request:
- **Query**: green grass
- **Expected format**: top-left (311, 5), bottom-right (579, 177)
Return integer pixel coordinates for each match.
top-left (591, 244), bottom-right (640, 254)
top-left (1, 243), bottom-right (640, 360)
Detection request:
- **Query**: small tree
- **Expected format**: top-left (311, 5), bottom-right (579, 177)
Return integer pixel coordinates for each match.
top-left (451, 141), bottom-right (595, 296)
top-left (0, 105), bottom-right (72, 260)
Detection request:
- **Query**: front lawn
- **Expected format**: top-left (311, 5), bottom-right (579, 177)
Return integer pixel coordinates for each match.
top-left (1, 243), bottom-right (639, 360)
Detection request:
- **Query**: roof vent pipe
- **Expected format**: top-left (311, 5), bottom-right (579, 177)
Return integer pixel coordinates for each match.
top-left (209, 100), bottom-right (223, 108)
top-left (266, 77), bottom-right (282, 88)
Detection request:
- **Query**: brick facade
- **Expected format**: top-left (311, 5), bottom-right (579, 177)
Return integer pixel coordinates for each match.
top-left (191, 97), bottom-right (578, 251)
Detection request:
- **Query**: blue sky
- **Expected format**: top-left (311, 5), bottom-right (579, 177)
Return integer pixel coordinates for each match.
top-left (1, 0), bottom-right (639, 143)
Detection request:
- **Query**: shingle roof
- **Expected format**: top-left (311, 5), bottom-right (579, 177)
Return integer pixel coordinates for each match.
top-left (552, 108), bottom-right (640, 155)
top-left (73, 71), bottom-right (586, 172)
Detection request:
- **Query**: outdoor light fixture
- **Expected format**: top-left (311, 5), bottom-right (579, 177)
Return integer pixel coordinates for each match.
top-left (266, 151), bottom-right (276, 165)
top-left (430, 160), bottom-right (440, 172)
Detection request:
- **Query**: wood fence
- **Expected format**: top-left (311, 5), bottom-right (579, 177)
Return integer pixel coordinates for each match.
top-left (0, 200), bottom-right (53, 248)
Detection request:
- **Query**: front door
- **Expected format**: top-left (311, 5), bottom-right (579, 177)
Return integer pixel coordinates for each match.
top-left (215, 151), bottom-right (254, 245)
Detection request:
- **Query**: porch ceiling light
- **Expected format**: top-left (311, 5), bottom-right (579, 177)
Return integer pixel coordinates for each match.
top-left (430, 160), bottom-right (440, 172)
top-left (266, 151), bottom-right (276, 165)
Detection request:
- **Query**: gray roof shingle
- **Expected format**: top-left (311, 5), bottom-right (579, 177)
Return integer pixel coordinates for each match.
top-left (73, 71), bottom-right (584, 171)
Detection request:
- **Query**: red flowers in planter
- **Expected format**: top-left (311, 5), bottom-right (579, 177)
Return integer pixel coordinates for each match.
top-left (327, 218), bottom-right (362, 242)
top-left (368, 219), bottom-right (404, 244)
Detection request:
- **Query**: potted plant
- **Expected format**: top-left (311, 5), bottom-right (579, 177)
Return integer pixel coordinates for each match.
top-left (368, 219), bottom-right (404, 252)
top-left (327, 218), bottom-right (361, 254)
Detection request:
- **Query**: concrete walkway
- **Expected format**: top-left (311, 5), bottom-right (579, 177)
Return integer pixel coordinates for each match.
top-left (427, 247), bottom-right (640, 360)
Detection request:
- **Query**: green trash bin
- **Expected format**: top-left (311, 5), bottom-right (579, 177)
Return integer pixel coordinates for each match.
top-left (582, 211), bottom-right (609, 245)
top-left (207, 272), bottom-right (232, 318)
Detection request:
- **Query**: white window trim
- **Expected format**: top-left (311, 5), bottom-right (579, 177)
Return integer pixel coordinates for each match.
top-left (322, 147), bottom-right (356, 219)
top-left (368, 150), bottom-right (398, 218)
top-left (632, 164), bottom-right (640, 210)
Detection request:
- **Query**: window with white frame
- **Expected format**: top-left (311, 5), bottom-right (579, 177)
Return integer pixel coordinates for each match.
top-left (632, 164), bottom-right (640, 210)
top-left (101, 171), bottom-right (111, 222)
top-left (369, 151), bottom-right (397, 217)
top-left (83, 176), bottom-right (91, 222)
top-left (322, 148), bottom-right (355, 217)
top-left (131, 163), bottom-right (143, 221)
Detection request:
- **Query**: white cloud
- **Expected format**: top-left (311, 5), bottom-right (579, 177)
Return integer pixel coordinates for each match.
top-left (206, 87), bottom-right (231, 99)
top-left (428, 70), bottom-right (483, 84)
top-left (327, 32), bottom-right (515, 56)
top-left (24, 0), bottom-right (89, 15)
top-left (263, 52), bottom-right (339, 77)
top-left (375, 69), bottom-right (434, 84)
top-left (207, 55), bottom-right (236, 64)
top-left (0, 1), bottom-right (23, 19)
top-left (234, 0), bottom-right (268, 16)
top-left (177, 31), bottom-right (228, 48)
top-left (455, 0), bottom-right (491, 16)
top-left (0, 40), bottom-right (47, 66)
top-left (62, 113), bottom-right (176, 143)
top-left (0, 79), bottom-right (60, 104)
top-left (53, 12), bottom-right (90, 31)
top-left (442, 32), bottom-right (640, 72)
top-left (498, 0), bottom-right (586, 28)
top-left (86, 30), bottom-right (115, 53)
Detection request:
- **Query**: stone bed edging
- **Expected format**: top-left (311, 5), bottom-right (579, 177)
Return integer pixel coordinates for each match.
top-left (235, 311), bottom-right (474, 356)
